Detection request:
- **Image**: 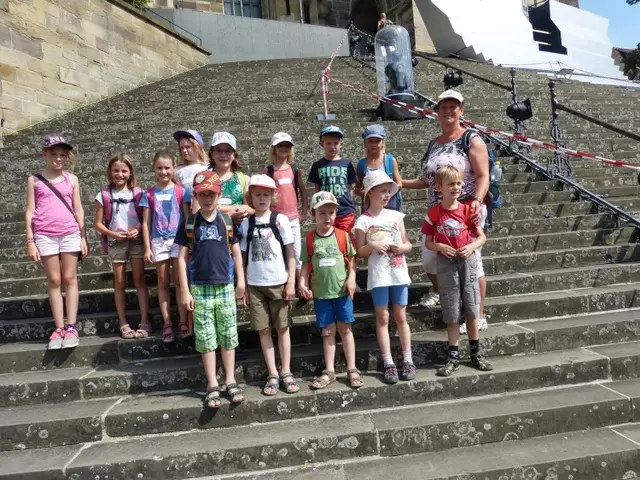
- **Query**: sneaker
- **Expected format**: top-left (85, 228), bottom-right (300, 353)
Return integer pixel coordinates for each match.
top-left (383, 364), bottom-right (399, 384)
top-left (436, 358), bottom-right (460, 377)
top-left (401, 362), bottom-right (416, 381)
top-left (460, 317), bottom-right (489, 335)
top-left (419, 292), bottom-right (440, 308)
top-left (61, 325), bottom-right (79, 349)
top-left (470, 353), bottom-right (493, 372)
top-left (48, 328), bottom-right (65, 350)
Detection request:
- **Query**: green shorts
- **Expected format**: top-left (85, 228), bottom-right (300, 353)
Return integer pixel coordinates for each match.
top-left (191, 283), bottom-right (238, 353)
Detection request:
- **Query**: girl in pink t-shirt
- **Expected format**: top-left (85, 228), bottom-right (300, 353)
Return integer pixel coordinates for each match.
top-left (263, 132), bottom-right (308, 285)
top-left (25, 135), bottom-right (89, 350)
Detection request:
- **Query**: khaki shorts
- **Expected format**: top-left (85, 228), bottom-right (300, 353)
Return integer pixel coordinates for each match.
top-left (108, 239), bottom-right (144, 263)
top-left (248, 284), bottom-right (291, 331)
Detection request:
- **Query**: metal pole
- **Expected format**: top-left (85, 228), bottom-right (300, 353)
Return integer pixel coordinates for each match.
top-left (322, 72), bottom-right (329, 118)
top-left (548, 80), bottom-right (572, 180)
top-left (299, 0), bottom-right (304, 23)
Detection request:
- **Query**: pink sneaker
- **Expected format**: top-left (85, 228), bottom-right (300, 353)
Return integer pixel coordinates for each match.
top-left (48, 328), bottom-right (64, 350)
top-left (62, 325), bottom-right (79, 349)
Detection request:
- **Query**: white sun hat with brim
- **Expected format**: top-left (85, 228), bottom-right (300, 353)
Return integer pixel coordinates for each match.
top-left (363, 170), bottom-right (399, 199)
top-left (436, 89), bottom-right (464, 105)
top-left (249, 174), bottom-right (277, 190)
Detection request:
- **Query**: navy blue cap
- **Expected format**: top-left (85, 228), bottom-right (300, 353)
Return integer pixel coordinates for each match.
top-left (173, 129), bottom-right (204, 147)
top-left (362, 124), bottom-right (386, 140)
top-left (319, 125), bottom-right (344, 139)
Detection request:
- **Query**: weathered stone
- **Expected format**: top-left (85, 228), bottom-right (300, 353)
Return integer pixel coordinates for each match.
top-left (10, 29), bottom-right (43, 59)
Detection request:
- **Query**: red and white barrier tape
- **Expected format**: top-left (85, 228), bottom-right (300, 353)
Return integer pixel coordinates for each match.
top-left (320, 26), bottom-right (353, 118)
top-left (328, 75), bottom-right (640, 172)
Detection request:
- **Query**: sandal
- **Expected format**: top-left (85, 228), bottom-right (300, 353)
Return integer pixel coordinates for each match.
top-left (347, 369), bottom-right (364, 389)
top-left (162, 324), bottom-right (175, 344)
top-left (310, 370), bottom-right (336, 390)
top-left (204, 386), bottom-right (222, 409)
top-left (226, 383), bottom-right (245, 404)
top-left (280, 372), bottom-right (300, 394)
top-left (135, 323), bottom-right (152, 339)
top-left (178, 320), bottom-right (192, 339)
top-left (262, 375), bottom-right (280, 396)
top-left (119, 324), bottom-right (136, 339)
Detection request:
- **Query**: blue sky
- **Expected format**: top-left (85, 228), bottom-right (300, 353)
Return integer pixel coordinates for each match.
top-left (580, 0), bottom-right (639, 49)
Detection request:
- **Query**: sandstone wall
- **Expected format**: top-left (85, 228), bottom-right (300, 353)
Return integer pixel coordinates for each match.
top-left (0, 0), bottom-right (209, 135)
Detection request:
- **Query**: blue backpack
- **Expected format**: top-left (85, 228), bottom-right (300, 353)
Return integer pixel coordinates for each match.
top-left (357, 154), bottom-right (403, 212)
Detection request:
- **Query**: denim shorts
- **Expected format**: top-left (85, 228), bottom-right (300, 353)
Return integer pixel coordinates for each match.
top-left (371, 285), bottom-right (409, 307)
top-left (313, 296), bottom-right (355, 328)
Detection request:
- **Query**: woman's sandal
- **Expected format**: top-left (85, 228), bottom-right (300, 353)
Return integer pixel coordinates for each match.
top-left (280, 372), bottom-right (300, 394)
top-left (226, 383), bottom-right (245, 404)
top-left (178, 320), bottom-right (192, 339)
top-left (347, 369), bottom-right (364, 389)
top-left (262, 375), bottom-right (280, 396)
top-left (119, 324), bottom-right (136, 340)
top-left (162, 324), bottom-right (175, 343)
top-left (310, 370), bottom-right (336, 390)
top-left (204, 386), bottom-right (222, 409)
top-left (135, 323), bottom-right (152, 339)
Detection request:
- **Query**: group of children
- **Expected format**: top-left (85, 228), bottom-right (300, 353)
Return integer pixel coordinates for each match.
top-left (26, 123), bottom-right (491, 408)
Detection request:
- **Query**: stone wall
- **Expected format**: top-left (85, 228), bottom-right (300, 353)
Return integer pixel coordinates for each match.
top-left (0, 0), bottom-right (209, 135)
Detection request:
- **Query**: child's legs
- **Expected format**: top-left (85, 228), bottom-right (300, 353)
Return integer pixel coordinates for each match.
top-left (130, 258), bottom-right (149, 325)
top-left (372, 287), bottom-right (392, 357)
top-left (475, 249), bottom-right (486, 318)
top-left (155, 260), bottom-right (171, 325)
top-left (41, 254), bottom-right (64, 329)
top-left (267, 285), bottom-right (293, 373)
top-left (289, 218), bottom-right (302, 281)
top-left (314, 298), bottom-right (338, 371)
top-left (192, 284), bottom-right (219, 387)
top-left (213, 284), bottom-right (239, 385)
top-left (111, 261), bottom-right (128, 327)
top-left (249, 286), bottom-right (278, 376)
top-left (333, 296), bottom-right (357, 370)
top-left (171, 257), bottom-right (187, 324)
top-left (390, 285), bottom-right (411, 353)
top-left (60, 252), bottom-right (79, 325)
top-left (437, 257), bottom-right (462, 347)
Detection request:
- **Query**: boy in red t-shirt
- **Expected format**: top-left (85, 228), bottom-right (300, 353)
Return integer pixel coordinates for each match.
top-left (422, 165), bottom-right (493, 377)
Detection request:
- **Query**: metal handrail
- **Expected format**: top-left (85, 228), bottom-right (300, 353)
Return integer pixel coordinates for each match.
top-left (142, 7), bottom-right (203, 46)
top-left (554, 102), bottom-right (640, 143)
top-left (412, 51), bottom-right (512, 92)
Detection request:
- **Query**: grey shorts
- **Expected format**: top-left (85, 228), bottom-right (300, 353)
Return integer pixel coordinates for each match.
top-left (437, 255), bottom-right (480, 324)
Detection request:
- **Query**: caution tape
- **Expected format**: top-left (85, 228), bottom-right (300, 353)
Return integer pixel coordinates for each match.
top-left (327, 75), bottom-right (640, 171)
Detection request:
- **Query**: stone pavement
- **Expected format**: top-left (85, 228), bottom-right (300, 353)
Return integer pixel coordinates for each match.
top-left (0, 56), bottom-right (639, 478)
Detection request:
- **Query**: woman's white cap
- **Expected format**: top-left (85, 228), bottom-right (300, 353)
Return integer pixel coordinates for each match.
top-left (437, 89), bottom-right (464, 105)
top-left (271, 132), bottom-right (294, 146)
top-left (363, 170), bottom-right (399, 199)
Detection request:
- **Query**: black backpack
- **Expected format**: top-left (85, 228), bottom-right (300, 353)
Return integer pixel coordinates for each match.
top-left (265, 164), bottom-right (301, 200)
top-left (245, 212), bottom-right (287, 268)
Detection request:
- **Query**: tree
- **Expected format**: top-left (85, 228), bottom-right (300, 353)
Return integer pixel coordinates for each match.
top-left (621, 44), bottom-right (640, 80)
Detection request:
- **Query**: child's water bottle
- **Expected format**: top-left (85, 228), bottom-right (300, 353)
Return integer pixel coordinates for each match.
top-left (490, 160), bottom-right (502, 184)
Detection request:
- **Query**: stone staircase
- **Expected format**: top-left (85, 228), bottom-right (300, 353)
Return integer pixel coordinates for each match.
top-left (1, 56), bottom-right (640, 479)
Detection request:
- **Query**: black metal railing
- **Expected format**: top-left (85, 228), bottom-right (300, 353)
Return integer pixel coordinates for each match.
top-left (142, 8), bottom-right (203, 46)
top-left (553, 100), bottom-right (640, 143)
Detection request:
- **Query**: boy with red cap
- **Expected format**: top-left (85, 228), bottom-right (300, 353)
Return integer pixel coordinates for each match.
top-left (175, 171), bottom-right (246, 408)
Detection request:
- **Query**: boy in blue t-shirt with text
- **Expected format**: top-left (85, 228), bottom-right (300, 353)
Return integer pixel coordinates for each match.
top-left (175, 171), bottom-right (246, 409)
top-left (307, 125), bottom-right (357, 239)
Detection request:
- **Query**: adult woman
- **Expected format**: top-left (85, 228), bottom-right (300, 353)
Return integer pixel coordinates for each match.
top-left (207, 131), bottom-right (253, 224)
top-left (404, 89), bottom-right (489, 332)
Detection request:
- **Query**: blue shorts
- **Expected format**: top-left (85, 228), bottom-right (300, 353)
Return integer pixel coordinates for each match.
top-left (371, 285), bottom-right (409, 308)
top-left (313, 297), bottom-right (355, 328)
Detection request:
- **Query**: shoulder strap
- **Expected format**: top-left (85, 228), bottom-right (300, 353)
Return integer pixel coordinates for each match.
top-left (174, 183), bottom-right (184, 205)
top-left (34, 173), bottom-right (76, 220)
top-left (270, 212), bottom-right (287, 265)
top-left (357, 158), bottom-right (366, 178)
top-left (221, 213), bottom-right (234, 250)
top-left (384, 154), bottom-right (393, 176)
top-left (266, 165), bottom-right (275, 178)
top-left (245, 215), bottom-right (256, 265)
top-left (292, 163), bottom-right (300, 197)
top-left (427, 204), bottom-right (441, 224)
top-left (186, 213), bottom-right (197, 255)
top-left (145, 187), bottom-right (155, 211)
top-left (334, 228), bottom-right (350, 268)
top-left (461, 129), bottom-right (474, 156)
top-left (101, 188), bottom-right (112, 226)
top-left (238, 172), bottom-right (247, 193)
top-left (132, 187), bottom-right (144, 223)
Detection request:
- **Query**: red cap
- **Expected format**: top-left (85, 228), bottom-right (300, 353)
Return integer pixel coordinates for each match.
top-left (193, 171), bottom-right (222, 194)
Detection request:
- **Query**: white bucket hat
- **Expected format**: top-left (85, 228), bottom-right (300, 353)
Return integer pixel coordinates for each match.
top-left (271, 132), bottom-right (294, 146)
top-left (363, 170), bottom-right (399, 199)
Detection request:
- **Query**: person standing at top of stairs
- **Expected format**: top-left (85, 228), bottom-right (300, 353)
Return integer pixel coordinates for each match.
top-left (25, 135), bottom-right (89, 350)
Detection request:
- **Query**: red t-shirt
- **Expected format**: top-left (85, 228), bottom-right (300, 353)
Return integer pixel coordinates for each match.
top-left (262, 165), bottom-right (301, 220)
top-left (421, 203), bottom-right (478, 251)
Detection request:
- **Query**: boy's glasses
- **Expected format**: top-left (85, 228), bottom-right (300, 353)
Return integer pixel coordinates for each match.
top-left (213, 149), bottom-right (234, 155)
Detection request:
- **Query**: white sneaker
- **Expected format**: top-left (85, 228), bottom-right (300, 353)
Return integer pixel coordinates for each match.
top-left (419, 292), bottom-right (440, 308)
top-left (460, 317), bottom-right (489, 335)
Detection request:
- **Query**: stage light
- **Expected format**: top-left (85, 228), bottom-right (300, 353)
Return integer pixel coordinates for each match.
top-left (506, 98), bottom-right (533, 121)
top-left (443, 70), bottom-right (463, 89)
top-left (411, 56), bottom-right (418, 68)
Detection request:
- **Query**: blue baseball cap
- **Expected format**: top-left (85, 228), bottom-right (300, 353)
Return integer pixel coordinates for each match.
top-left (319, 125), bottom-right (344, 139)
top-left (362, 124), bottom-right (386, 140)
top-left (173, 129), bottom-right (204, 147)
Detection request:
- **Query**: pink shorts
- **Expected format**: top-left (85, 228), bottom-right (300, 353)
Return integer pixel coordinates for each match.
top-left (33, 231), bottom-right (81, 257)
top-left (151, 236), bottom-right (180, 263)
